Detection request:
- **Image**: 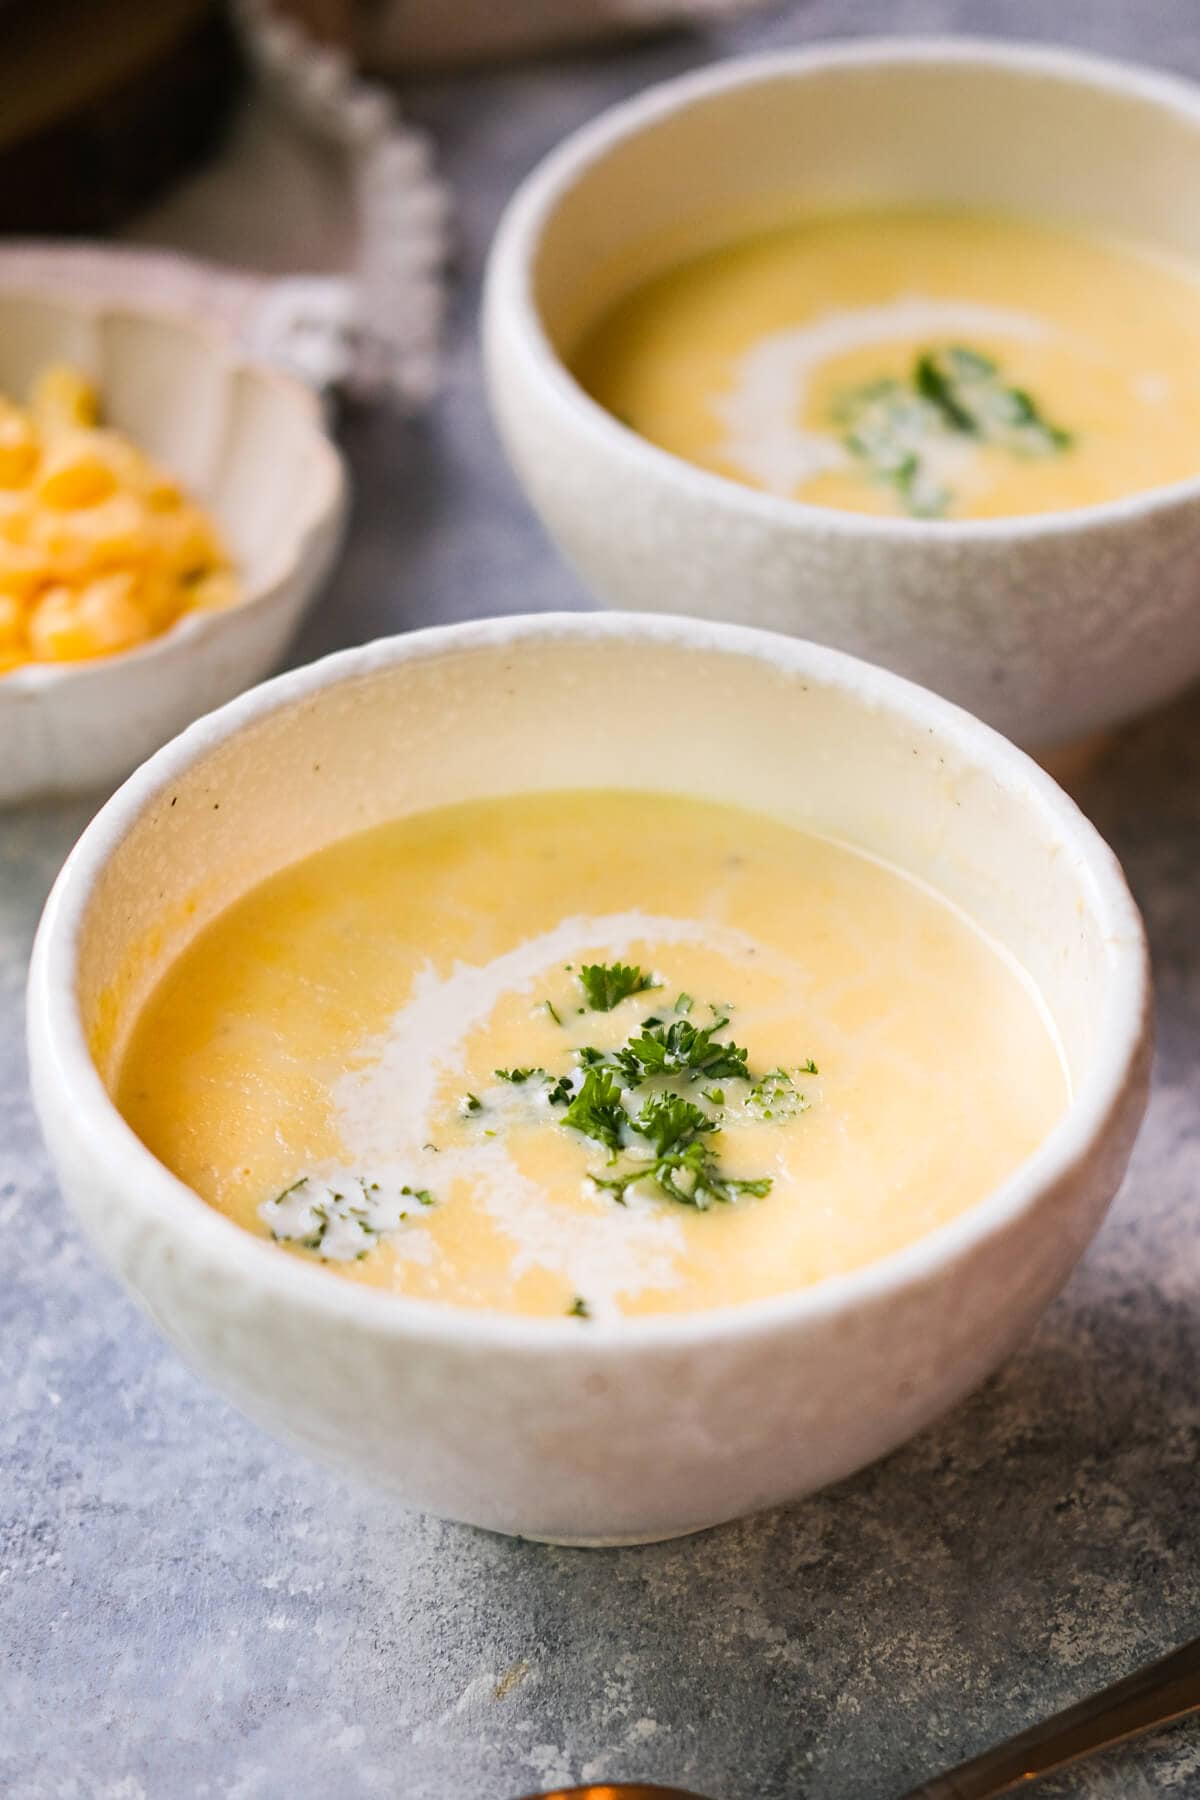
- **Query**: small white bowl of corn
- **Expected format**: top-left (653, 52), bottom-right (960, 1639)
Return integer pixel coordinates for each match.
top-left (0, 291), bottom-right (346, 803)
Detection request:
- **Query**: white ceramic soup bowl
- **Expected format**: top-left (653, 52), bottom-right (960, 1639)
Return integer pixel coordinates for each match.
top-left (484, 39), bottom-right (1200, 753)
top-left (28, 614), bottom-right (1150, 1545)
top-left (0, 291), bottom-right (347, 803)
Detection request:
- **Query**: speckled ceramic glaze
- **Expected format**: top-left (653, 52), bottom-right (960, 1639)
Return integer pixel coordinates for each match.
top-left (484, 39), bottom-right (1200, 752)
top-left (27, 615), bottom-right (1150, 1544)
top-left (0, 292), bottom-right (347, 802)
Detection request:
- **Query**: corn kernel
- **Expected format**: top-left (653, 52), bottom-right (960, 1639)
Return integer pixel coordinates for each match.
top-left (37, 435), bottom-right (119, 509)
top-left (135, 567), bottom-right (185, 635)
top-left (0, 491), bottom-right (34, 541)
top-left (0, 537), bottom-right (51, 596)
top-left (0, 407), bottom-right (37, 487)
top-left (29, 574), bottom-right (153, 661)
top-left (31, 364), bottom-right (98, 434)
top-left (156, 501), bottom-right (225, 578)
top-left (0, 589), bottom-right (28, 650)
top-left (64, 429), bottom-right (184, 511)
top-left (30, 491), bottom-right (151, 580)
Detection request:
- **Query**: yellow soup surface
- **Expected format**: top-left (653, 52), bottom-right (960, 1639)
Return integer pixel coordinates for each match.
top-left (118, 791), bottom-right (1070, 1319)
top-left (571, 208), bottom-right (1200, 521)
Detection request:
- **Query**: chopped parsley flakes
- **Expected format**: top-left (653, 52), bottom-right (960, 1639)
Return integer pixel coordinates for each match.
top-left (745, 1068), bottom-right (812, 1124)
top-left (260, 1175), bottom-right (438, 1261)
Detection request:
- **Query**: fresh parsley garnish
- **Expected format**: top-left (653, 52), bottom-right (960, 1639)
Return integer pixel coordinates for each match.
top-left (632, 1091), bottom-right (716, 1157)
top-left (594, 1140), bottom-right (772, 1212)
top-left (616, 1015), bottom-right (750, 1085)
top-left (566, 1295), bottom-right (591, 1319)
top-left (578, 961), bottom-right (658, 1012)
top-left (441, 973), bottom-right (812, 1222)
top-left (915, 346), bottom-right (1072, 455)
top-left (836, 377), bottom-right (952, 517)
top-left (561, 1067), bottom-right (628, 1159)
top-left (836, 344), bottom-right (1072, 518)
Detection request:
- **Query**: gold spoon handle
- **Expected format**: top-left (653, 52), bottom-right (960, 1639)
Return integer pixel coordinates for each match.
top-left (902, 1635), bottom-right (1200, 1799)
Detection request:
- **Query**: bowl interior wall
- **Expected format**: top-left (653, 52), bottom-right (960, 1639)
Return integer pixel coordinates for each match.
top-left (74, 634), bottom-right (1114, 1099)
top-left (532, 55), bottom-right (1200, 353)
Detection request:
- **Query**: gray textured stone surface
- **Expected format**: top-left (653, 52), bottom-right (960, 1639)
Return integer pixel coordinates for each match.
top-left (4, 4), bottom-right (1200, 1796)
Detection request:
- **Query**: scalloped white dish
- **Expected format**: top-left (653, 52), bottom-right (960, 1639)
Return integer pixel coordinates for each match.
top-left (0, 291), bottom-right (347, 803)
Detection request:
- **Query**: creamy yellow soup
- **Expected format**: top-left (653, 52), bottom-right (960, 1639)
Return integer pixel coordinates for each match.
top-left (118, 791), bottom-right (1069, 1319)
top-left (572, 209), bottom-right (1200, 520)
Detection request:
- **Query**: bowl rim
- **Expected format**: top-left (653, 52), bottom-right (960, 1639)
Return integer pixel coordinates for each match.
top-left (485, 33), bottom-right (1200, 544)
top-left (28, 611), bottom-right (1152, 1353)
top-left (0, 286), bottom-right (348, 695)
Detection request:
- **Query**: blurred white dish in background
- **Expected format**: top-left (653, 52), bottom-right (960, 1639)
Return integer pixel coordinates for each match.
top-left (0, 289), bottom-right (346, 804)
top-left (484, 38), bottom-right (1200, 752)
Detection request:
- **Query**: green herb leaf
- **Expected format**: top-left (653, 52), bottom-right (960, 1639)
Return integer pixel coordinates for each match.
top-left (561, 1067), bottom-right (628, 1158)
top-left (632, 1091), bottom-right (717, 1157)
top-left (494, 1066), bottom-right (544, 1085)
top-left (835, 344), bottom-right (1071, 519)
top-left (654, 1141), bottom-right (773, 1210)
top-left (566, 1295), bottom-right (591, 1319)
top-left (674, 992), bottom-right (694, 1015)
top-left (593, 1139), bottom-right (772, 1211)
top-left (836, 377), bottom-right (953, 518)
top-left (616, 1016), bottom-right (750, 1086)
top-left (916, 345), bottom-right (1072, 456)
top-left (578, 961), bottom-right (659, 1012)
top-left (460, 1092), bottom-right (482, 1115)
